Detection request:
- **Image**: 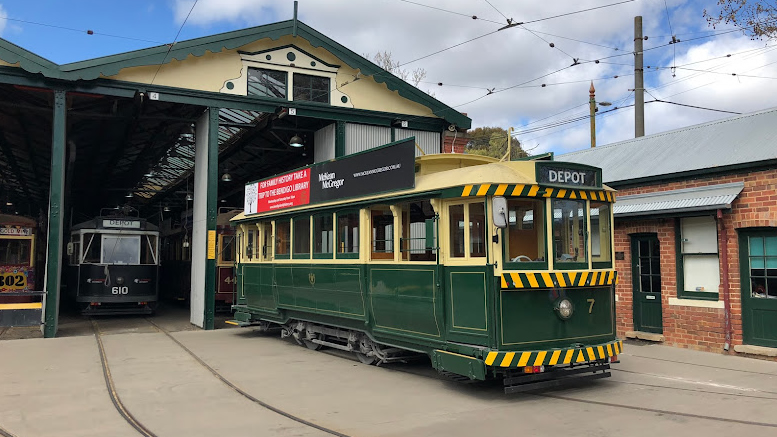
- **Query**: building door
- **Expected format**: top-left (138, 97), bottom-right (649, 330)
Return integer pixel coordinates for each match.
top-left (739, 230), bottom-right (777, 348)
top-left (632, 234), bottom-right (663, 333)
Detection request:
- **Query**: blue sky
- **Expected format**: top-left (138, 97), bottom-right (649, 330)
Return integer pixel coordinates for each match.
top-left (0, 1), bottom-right (771, 155)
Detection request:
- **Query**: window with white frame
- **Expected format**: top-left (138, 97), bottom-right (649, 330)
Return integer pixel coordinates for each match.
top-left (680, 216), bottom-right (720, 297)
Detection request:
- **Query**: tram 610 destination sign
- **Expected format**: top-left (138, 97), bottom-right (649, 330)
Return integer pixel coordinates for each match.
top-left (244, 138), bottom-right (416, 215)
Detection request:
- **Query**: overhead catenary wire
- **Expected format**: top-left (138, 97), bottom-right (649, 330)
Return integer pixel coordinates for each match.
top-left (0, 15), bottom-right (166, 45)
top-left (150, 0), bottom-right (199, 85)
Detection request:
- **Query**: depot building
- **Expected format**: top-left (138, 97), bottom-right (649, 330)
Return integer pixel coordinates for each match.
top-left (559, 108), bottom-right (777, 357)
top-left (0, 9), bottom-right (470, 336)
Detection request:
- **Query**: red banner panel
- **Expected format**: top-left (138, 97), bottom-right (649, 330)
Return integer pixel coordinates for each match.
top-left (252, 168), bottom-right (311, 214)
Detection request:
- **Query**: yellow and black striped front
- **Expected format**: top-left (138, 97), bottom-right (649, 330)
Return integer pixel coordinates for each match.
top-left (484, 340), bottom-right (623, 368)
top-left (500, 270), bottom-right (617, 290)
top-left (460, 183), bottom-right (615, 203)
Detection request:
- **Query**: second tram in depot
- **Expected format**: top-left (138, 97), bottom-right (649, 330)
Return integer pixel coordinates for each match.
top-left (160, 208), bottom-right (240, 308)
top-left (229, 139), bottom-right (621, 393)
top-left (67, 207), bottom-right (160, 314)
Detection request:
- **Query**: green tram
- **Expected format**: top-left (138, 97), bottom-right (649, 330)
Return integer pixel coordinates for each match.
top-left (230, 143), bottom-right (620, 393)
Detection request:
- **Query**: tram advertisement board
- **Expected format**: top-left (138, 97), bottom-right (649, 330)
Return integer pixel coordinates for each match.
top-left (244, 139), bottom-right (415, 214)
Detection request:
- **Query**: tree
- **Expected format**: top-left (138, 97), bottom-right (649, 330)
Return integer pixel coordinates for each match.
top-left (704, 1), bottom-right (777, 39)
top-left (367, 51), bottom-right (427, 87)
top-left (466, 126), bottom-right (527, 160)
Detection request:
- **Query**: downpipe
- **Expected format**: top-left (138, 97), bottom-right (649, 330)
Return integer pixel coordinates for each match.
top-left (718, 209), bottom-right (732, 351)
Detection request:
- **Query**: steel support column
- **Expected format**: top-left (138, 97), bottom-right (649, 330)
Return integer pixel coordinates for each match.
top-left (43, 90), bottom-right (66, 338)
top-left (190, 108), bottom-right (218, 329)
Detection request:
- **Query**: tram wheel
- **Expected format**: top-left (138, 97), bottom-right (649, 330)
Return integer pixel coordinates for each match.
top-left (302, 339), bottom-right (322, 350)
top-left (355, 352), bottom-right (378, 365)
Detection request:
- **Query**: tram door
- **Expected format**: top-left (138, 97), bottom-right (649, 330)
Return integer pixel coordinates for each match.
top-left (739, 230), bottom-right (777, 348)
top-left (631, 234), bottom-right (663, 333)
top-left (442, 200), bottom-right (490, 346)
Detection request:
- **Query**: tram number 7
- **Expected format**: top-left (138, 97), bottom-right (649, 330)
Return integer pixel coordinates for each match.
top-left (587, 298), bottom-right (595, 314)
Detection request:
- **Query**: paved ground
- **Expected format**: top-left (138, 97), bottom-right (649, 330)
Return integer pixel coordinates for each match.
top-left (2, 312), bottom-right (777, 437)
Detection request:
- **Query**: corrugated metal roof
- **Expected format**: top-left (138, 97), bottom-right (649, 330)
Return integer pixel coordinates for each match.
top-left (613, 182), bottom-right (744, 217)
top-left (557, 107), bottom-right (777, 183)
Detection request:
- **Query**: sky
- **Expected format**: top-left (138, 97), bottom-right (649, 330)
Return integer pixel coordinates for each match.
top-left (0, 0), bottom-right (774, 156)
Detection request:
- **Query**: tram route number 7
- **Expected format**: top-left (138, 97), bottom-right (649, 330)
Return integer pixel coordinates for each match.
top-left (587, 298), bottom-right (595, 314)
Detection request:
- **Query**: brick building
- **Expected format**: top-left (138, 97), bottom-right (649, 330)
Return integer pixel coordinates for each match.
top-left (558, 108), bottom-right (777, 357)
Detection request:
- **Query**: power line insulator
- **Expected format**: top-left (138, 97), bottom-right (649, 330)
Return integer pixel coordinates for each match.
top-left (87, 30), bottom-right (94, 35)
top-left (549, 42), bottom-right (555, 48)
top-left (472, 15), bottom-right (478, 19)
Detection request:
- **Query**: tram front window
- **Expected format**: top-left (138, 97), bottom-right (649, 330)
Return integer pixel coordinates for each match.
top-left (552, 199), bottom-right (587, 265)
top-left (83, 233), bottom-right (102, 264)
top-left (102, 236), bottom-right (141, 265)
top-left (0, 239), bottom-right (31, 266)
top-left (505, 199), bottom-right (545, 264)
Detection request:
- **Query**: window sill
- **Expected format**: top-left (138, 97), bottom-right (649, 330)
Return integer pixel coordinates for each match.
top-left (668, 297), bottom-right (724, 309)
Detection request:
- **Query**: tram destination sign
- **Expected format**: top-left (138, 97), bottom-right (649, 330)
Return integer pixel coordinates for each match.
top-left (0, 226), bottom-right (32, 236)
top-left (244, 139), bottom-right (416, 214)
top-left (536, 163), bottom-right (600, 188)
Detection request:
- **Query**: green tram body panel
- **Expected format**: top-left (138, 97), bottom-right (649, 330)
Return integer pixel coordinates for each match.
top-left (236, 261), bottom-right (616, 356)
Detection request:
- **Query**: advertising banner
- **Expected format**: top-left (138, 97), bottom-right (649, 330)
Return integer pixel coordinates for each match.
top-left (244, 139), bottom-right (415, 215)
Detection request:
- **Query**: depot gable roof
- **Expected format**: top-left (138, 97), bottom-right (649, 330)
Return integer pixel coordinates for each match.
top-left (0, 19), bottom-right (470, 129)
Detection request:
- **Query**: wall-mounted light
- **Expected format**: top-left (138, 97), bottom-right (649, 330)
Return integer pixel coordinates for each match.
top-left (186, 193), bottom-right (193, 201)
top-left (163, 206), bottom-right (171, 212)
top-left (289, 134), bottom-right (304, 148)
top-left (221, 171), bottom-right (232, 182)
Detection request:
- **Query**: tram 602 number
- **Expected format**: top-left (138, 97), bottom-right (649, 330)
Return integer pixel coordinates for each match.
top-left (0, 273), bottom-right (26, 288)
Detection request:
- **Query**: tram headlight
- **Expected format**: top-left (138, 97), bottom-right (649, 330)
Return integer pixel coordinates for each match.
top-left (555, 298), bottom-right (574, 320)
top-left (116, 276), bottom-right (125, 285)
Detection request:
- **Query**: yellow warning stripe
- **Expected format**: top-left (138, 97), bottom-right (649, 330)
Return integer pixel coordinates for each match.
top-left (0, 302), bottom-right (42, 310)
top-left (495, 184), bottom-right (508, 196)
top-left (462, 185), bottom-right (474, 196)
top-left (477, 184), bottom-right (491, 196)
top-left (458, 184), bottom-right (615, 203)
top-left (500, 270), bottom-right (617, 289)
top-left (482, 340), bottom-right (622, 368)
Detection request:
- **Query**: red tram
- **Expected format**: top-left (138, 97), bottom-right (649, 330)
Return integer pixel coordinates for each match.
top-left (0, 214), bottom-right (37, 295)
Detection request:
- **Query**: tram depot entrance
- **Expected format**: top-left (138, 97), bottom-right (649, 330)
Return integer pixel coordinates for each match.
top-left (631, 234), bottom-right (663, 334)
top-left (0, 84), bottom-right (326, 336)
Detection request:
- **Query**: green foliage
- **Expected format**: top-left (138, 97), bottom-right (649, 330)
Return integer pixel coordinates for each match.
top-left (704, 1), bottom-right (777, 39)
top-left (466, 126), bottom-right (527, 160)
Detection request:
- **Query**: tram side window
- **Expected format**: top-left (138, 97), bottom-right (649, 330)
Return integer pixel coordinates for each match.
top-left (260, 223), bottom-right (272, 260)
top-left (220, 235), bottom-right (236, 263)
top-left (552, 199), bottom-right (588, 265)
top-left (505, 199), bottom-right (546, 264)
top-left (141, 235), bottom-right (158, 265)
top-left (276, 220), bottom-right (291, 258)
top-left (293, 216), bottom-right (311, 258)
top-left (400, 200), bottom-right (437, 262)
top-left (314, 213), bottom-right (334, 257)
top-left (449, 204), bottom-right (465, 258)
top-left (246, 229), bottom-right (255, 261)
top-left (82, 233), bottom-right (102, 264)
top-left (371, 206), bottom-right (394, 260)
top-left (470, 202), bottom-right (486, 258)
top-left (591, 202), bottom-right (612, 265)
top-left (0, 239), bottom-right (31, 266)
top-left (337, 211), bottom-right (359, 257)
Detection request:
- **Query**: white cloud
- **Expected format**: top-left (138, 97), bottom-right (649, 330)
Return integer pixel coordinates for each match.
top-left (0, 4), bottom-right (7, 36)
top-left (172, 0), bottom-right (777, 155)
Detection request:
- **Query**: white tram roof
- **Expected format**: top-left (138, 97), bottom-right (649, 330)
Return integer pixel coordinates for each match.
top-left (232, 154), bottom-right (614, 223)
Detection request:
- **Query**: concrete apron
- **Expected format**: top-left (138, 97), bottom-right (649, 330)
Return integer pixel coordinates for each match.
top-left (2, 329), bottom-right (777, 437)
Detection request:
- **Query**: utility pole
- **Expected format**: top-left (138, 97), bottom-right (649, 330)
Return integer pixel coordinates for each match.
top-left (589, 82), bottom-right (596, 148)
top-left (634, 16), bottom-right (645, 137)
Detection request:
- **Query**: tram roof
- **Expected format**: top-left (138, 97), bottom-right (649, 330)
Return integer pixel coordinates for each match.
top-left (231, 155), bottom-right (613, 223)
top-left (0, 213), bottom-right (36, 228)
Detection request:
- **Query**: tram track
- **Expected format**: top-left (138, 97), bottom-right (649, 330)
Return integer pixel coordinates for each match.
top-left (90, 317), bottom-right (352, 437)
top-left (0, 424), bottom-right (17, 437)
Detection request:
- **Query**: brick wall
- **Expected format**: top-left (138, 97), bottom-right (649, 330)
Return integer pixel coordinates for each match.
top-left (443, 132), bottom-right (468, 153)
top-left (612, 166), bottom-right (777, 354)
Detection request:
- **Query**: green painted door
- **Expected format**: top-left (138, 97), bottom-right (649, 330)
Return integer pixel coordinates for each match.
top-left (443, 266), bottom-right (491, 346)
top-left (739, 231), bottom-right (777, 348)
top-left (632, 234), bottom-right (663, 333)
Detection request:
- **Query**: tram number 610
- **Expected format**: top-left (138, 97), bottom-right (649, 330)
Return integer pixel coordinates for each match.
top-left (112, 286), bottom-right (129, 295)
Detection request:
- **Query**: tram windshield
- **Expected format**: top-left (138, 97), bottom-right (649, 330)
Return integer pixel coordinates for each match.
top-left (0, 239), bottom-right (31, 266)
top-left (102, 236), bottom-right (141, 265)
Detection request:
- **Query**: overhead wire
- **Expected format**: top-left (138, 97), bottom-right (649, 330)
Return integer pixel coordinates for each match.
top-left (150, 0), bottom-right (199, 85)
top-left (0, 15), bottom-right (166, 45)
